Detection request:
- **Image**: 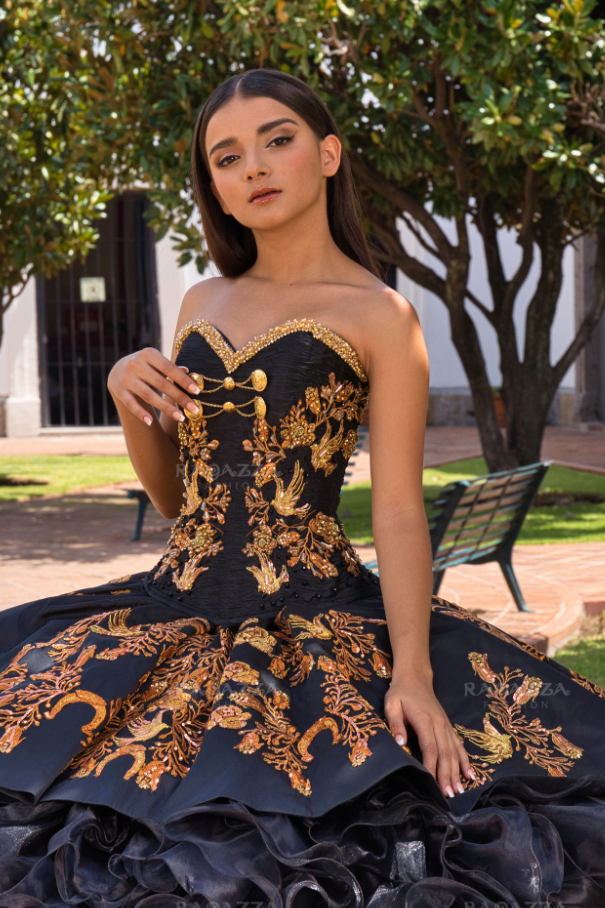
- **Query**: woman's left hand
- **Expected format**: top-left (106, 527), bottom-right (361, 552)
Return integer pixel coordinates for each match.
top-left (384, 673), bottom-right (476, 800)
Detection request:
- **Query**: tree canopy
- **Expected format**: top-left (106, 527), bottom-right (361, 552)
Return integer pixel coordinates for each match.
top-left (5, 0), bottom-right (605, 466)
top-left (0, 0), bottom-right (112, 348)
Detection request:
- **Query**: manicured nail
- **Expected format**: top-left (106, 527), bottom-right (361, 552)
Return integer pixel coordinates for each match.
top-left (178, 366), bottom-right (189, 371)
top-left (186, 402), bottom-right (199, 414)
top-left (455, 782), bottom-right (464, 794)
top-left (395, 735), bottom-right (405, 745)
top-left (188, 383), bottom-right (198, 393)
top-left (144, 416), bottom-right (152, 426)
top-left (174, 411), bottom-right (185, 421)
top-left (446, 785), bottom-right (454, 798)
top-left (467, 768), bottom-right (476, 780)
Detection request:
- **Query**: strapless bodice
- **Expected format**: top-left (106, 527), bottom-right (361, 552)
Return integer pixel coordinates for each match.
top-left (143, 317), bottom-right (382, 619)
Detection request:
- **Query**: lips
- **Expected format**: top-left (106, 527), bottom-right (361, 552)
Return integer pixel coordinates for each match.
top-left (249, 188), bottom-right (282, 203)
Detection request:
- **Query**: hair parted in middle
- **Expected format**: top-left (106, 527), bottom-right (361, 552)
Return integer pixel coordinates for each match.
top-left (190, 68), bottom-right (382, 279)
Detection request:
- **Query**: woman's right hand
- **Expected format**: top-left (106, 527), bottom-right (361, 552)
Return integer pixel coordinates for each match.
top-left (107, 347), bottom-right (201, 425)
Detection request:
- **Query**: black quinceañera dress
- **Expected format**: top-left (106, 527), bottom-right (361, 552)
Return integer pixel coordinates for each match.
top-left (2, 316), bottom-right (605, 907)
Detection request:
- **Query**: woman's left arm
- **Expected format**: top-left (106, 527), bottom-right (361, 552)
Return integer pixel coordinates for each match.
top-left (365, 289), bottom-right (475, 800)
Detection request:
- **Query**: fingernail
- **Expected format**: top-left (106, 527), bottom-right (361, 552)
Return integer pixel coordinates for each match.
top-left (144, 416), bottom-right (152, 426)
top-left (174, 411), bottom-right (185, 421)
top-left (188, 384), bottom-right (198, 393)
top-left (178, 366), bottom-right (189, 371)
top-left (186, 403), bottom-right (199, 414)
top-left (395, 735), bottom-right (404, 745)
top-left (467, 768), bottom-right (476, 780)
top-left (446, 785), bottom-right (454, 798)
top-left (455, 782), bottom-right (464, 794)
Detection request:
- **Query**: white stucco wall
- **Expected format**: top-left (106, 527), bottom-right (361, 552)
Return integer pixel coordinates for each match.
top-left (0, 214), bottom-right (582, 435)
top-left (0, 277), bottom-right (41, 436)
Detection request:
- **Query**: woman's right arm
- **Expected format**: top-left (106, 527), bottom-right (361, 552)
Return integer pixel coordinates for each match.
top-left (107, 282), bottom-right (209, 520)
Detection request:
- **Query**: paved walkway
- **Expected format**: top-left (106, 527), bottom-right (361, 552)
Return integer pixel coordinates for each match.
top-left (1, 424), bottom-right (604, 656)
top-left (4, 423), bottom-right (604, 472)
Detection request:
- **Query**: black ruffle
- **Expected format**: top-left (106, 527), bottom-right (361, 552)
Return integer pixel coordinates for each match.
top-left (1, 770), bottom-right (605, 907)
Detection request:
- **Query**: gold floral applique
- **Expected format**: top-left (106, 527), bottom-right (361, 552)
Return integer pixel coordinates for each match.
top-left (431, 595), bottom-right (605, 700)
top-left (241, 372), bottom-right (369, 594)
top-left (207, 609), bottom-right (393, 794)
top-left (454, 651), bottom-right (584, 790)
top-left (70, 621), bottom-right (233, 791)
top-left (0, 609), bottom-right (196, 755)
top-left (153, 415), bottom-right (231, 591)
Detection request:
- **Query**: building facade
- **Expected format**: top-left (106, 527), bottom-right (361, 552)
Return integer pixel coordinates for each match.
top-left (0, 192), bottom-right (602, 435)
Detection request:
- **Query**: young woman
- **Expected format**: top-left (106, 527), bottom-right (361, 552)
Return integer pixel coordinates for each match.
top-left (0, 68), bottom-right (604, 906)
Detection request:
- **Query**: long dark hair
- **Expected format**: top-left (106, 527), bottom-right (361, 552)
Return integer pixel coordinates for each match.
top-left (190, 69), bottom-right (381, 278)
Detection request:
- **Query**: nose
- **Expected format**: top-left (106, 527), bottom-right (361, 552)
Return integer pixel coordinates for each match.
top-left (244, 150), bottom-right (270, 182)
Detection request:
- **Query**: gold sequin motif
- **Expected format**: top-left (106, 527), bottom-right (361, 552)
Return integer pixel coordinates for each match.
top-left (454, 651), bottom-right (584, 789)
top-left (152, 415), bottom-right (231, 590)
top-left (241, 372), bottom-right (369, 594)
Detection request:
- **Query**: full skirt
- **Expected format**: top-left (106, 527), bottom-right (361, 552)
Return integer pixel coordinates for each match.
top-left (1, 570), bottom-right (605, 907)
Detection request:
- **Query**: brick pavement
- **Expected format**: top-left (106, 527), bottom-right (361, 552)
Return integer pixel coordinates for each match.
top-left (1, 424), bottom-right (604, 656)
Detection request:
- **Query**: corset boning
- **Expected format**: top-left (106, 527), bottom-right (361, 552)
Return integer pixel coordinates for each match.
top-left (143, 319), bottom-right (383, 620)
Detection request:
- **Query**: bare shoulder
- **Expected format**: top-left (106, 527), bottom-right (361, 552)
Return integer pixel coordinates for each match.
top-left (353, 286), bottom-right (426, 377)
top-left (175, 276), bottom-right (229, 333)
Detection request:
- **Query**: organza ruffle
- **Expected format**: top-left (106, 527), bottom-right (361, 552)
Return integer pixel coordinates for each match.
top-left (1, 769), bottom-right (605, 908)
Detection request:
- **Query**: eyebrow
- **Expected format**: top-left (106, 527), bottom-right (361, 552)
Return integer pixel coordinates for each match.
top-left (208, 118), bottom-right (299, 159)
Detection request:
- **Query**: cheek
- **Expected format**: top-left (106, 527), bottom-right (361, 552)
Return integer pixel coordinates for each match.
top-left (212, 170), bottom-right (240, 206)
top-left (279, 145), bottom-right (322, 192)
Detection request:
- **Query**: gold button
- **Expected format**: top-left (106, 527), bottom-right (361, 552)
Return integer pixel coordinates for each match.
top-left (224, 377), bottom-right (235, 390)
top-left (254, 396), bottom-right (266, 418)
top-left (188, 372), bottom-right (204, 391)
top-left (251, 369), bottom-right (267, 392)
top-left (187, 404), bottom-right (203, 420)
top-left (223, 401), bottom-right (236, 412)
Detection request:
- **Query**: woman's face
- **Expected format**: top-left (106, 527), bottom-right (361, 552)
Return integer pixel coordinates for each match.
top-left (204, 94), bottom-right (341, 232)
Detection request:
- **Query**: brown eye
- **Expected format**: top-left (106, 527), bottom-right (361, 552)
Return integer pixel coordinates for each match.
top-left (268, 135), bottom-right (294, 147)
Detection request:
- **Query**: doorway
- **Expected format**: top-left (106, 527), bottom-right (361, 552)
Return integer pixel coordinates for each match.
top-left (37, 192), bottom-right (160, 427)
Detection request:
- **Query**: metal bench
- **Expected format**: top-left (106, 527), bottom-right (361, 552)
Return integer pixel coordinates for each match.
top-left (125, 488), bottom-right (151, 541)
top-left (363, 461), bottom-right (552, 613)
top-left (125, 426), bottom-right (370, 540)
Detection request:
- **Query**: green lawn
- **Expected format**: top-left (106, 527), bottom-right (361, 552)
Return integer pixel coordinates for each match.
top-left (552, 626), bottom-right (605, 690)
top-left (338, 457), bottom-right (605, 546)
top-left (0, 456), bottom-right (137, 502)
top-left (2, 453), bottom-right (604, 546)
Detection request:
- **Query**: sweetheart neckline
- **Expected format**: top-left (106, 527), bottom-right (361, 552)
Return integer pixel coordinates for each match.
top-left (175, 316), bottom-right (369, 383)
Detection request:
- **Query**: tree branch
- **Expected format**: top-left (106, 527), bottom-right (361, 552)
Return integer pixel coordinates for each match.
top-left (399, 211), bottom-right (441, 260)
top-left (464, 288), bottom-right (494, 323)
top-left (351, 151), bottom-right (453, 263)
top-left (553, 232), bottom-right (605, 385)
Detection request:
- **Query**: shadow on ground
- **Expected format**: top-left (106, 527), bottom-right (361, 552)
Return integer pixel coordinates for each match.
top-left (0, 492), bottom-right (174, 565)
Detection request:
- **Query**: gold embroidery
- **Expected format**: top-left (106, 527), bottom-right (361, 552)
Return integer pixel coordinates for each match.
top-left (208, 610), bottom-right (393, 794)
top-left (152, 414), bottom-right (231, 590)
top-left (431, 596), bottom-right (550, 662)
top-left (70, 620), bottom-right (233, 791)
top-left (567, 669), bottom-right (605, 699)
top-left (108, 574), bottom-right (132, 584)
top-left (0, 609), bottom-right (195, 754)
top-left (454, 652), bottom-right (584, 790)
top-left (175, 317), bottom-right (369, 383)
top-left (241, 373), bottom-right (368, 594)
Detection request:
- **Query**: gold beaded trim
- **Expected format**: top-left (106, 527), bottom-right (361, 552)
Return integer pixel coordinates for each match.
top-left (175, 317), bottom-right (369, 383)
